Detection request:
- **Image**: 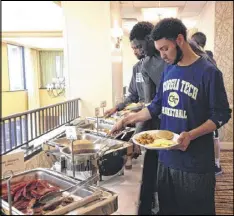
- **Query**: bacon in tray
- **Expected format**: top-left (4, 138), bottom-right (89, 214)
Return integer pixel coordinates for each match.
top-left (1, 179), bottom-right (73, 215)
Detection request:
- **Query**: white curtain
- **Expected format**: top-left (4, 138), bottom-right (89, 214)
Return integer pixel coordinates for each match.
top-left (39, 51), bottom-right (64, 88)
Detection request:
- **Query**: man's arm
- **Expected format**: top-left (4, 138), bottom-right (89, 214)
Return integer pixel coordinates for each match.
top-left (175, 68), bottom-right (232, 151)
top-left (123, 108), bottom-right (152, 126)
top-left (188, 120), bottom-right (217, 140)
top-left (110, 71), bottom-right (165, 134)
top-left (110, 108), bottom-right (152, 134)
top-left (125, 69), bottom-right (165, 125)
top-left (206, 68), bottom-right (231, 129)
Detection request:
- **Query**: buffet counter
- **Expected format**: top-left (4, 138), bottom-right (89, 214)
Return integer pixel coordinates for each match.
top-left (1, 117), bottom-right (135, 215)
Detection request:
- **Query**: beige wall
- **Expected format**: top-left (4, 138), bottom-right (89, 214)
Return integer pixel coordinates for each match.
top-left (62, 1), bottom-right (113, 117)
top-left (39, 89), bottom-right (65, 107)
top-left (112, 51), bottom-right (123, 105)
top-left (2, 43), bottom-right (10, 91)
top-left (2, 91), bottom-right (28, 117)
top-left (110, 1), bottom-right (123, 105)
top-left (187, 28), bottom-right (198, 40)
top-left (197, 1), bottom-right (216, 52)
top-left (214, 1), bottom-right (233, 142)
top-left (122, 34), bottom-right (138, 88)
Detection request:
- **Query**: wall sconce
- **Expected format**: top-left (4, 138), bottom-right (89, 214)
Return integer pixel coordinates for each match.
top-left (46, 77), bottom-right (65, 98)
top-left (111, 26), bottom-right (123, 49)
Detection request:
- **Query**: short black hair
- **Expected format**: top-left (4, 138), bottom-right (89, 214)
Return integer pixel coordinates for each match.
top-left (129, 21), bottom-right (154, 41)
top-left (151, 18), bottom-right (187, 41)
top-left (191, 32), bottom-right (207, 48)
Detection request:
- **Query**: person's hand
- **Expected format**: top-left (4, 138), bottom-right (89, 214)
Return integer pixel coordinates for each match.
top-left (123, 111), bottom-right (134, 118)
top-left (104, 107), bottom-right (118, 117)
top-left (110, 113), bottom-right (137, 135)
top-left (122, 113), bottom-right (137, 127)
top-left (172, 131), bottom-right (192, 151)
top-left (110, 119), bottom-right (125, 135)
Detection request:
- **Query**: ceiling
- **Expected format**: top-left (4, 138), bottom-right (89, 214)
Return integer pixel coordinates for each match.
top-left (3, 37), bottom-right (64, 50)
top-left (2, 1), bottom-right (207, 48)
top-left (2, 1), bottom-right (63, 49)
top-left (2, 1), bottom-right (63, 32)
top-left (120, 1), bottom-right (207, 32)
top-left (120, 1), bottom-right (207, 18)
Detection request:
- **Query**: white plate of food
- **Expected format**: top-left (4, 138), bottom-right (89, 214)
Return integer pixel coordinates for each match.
top-left (132, 130), bottom-right (180, 150)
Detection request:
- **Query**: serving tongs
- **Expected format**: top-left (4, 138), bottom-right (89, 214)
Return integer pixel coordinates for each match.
top-left (93, 126), bottom-right (132, 143)
top-left (38, 174), bottom-right (99, 205)
top-left (93, 132), bottom-right (119, 144)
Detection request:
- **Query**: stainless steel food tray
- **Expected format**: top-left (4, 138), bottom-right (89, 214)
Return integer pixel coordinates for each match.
top-left (86, 117), bottom-right (118, 125)
top-left (1, 168), bottom-right (118, 215)
top-left (47, 133), bottom-right (125, 149)
top-left (84, 123), bottom-right (135, 138)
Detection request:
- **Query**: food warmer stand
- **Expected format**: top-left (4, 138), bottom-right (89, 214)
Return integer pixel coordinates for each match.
top-left (1, 117), bottom-right (135, 215)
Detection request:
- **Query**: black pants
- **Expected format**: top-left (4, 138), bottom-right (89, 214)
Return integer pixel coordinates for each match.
top-left (157, 162), bottom-right (216, 215)
top-left (138, 150), bottom-right (159, 215)
top-left (138, 118), bottom-right (160, 215)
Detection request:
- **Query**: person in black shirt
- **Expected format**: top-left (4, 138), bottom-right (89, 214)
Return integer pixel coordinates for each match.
top-left (105, 22), bottom-right (158, 167)
top-left (129, 22), bottom-right (167, 215)
top-left (191, 31), bottom-right (217, 65)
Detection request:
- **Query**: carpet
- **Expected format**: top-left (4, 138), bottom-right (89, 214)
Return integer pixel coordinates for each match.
top-left (215, 150), bottom-right (233, 215)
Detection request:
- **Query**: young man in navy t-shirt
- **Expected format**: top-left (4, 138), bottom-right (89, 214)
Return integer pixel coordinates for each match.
top-left (111, 18), bottom-right (231, 215)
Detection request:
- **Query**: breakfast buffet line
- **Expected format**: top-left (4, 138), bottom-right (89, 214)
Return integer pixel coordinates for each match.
top-left (1, 102), bottom-right (179, 215)
top-left (0, 104), bottom-right (139, 215)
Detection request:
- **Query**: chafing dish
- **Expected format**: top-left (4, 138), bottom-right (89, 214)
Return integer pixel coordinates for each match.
top-left (47, 132), bottom-right (125, 149)
top-left (45, 130), bottom-right (132, 180)
top-left (1, 168), bottom-right (118, 215)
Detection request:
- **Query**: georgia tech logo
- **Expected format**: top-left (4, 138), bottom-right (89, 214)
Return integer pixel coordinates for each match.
top-left (168, 92), bottom-right (179, 107)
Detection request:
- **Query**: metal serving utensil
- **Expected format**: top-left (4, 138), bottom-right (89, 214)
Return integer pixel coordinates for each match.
top-left (38, 174), bottom-right (98, 204)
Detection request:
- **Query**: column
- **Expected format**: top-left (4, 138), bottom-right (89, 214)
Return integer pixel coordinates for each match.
top-left (110, 1), bottom-right (123, 105)
top-left (62, 1), bottom-right (113, 117)
top-left (214, 1), bottom-right (233, 143)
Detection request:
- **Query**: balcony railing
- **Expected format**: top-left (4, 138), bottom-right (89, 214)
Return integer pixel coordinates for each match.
top-left (1, 98), bottom-right (81, 155)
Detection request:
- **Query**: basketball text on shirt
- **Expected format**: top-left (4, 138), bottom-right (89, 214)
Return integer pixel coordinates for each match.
top-left (162, 79), bottom-right (199, 119)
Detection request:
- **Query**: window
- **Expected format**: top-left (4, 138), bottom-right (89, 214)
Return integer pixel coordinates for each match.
top-left (7, 44), bottom-right (26, 91)
top-left (39, 51), bottom-right (64, 88)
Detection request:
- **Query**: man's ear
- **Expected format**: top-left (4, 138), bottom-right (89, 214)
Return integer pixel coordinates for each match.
top-left (176, 34), bottom-right (185, 46)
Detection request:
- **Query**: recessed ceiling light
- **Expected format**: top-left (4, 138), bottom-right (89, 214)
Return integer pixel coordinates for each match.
top-left (141, 7), bottom-right (178, 22)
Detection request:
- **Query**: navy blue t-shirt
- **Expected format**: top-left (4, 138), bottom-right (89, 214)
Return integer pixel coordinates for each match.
top-left (147, 57), bottom-right (231, 174)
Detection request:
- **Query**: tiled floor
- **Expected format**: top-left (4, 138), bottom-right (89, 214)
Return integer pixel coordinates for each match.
top-left (100, 154), bottom-right (145, 215)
